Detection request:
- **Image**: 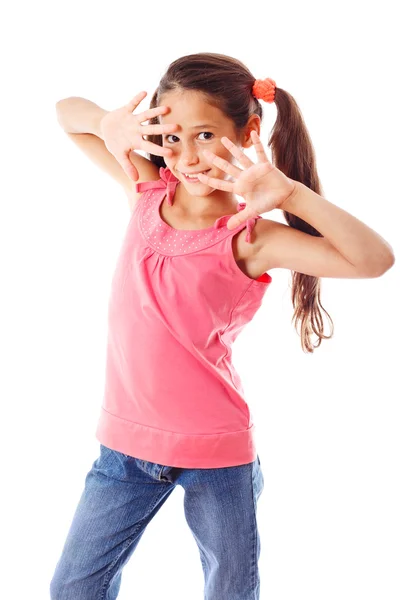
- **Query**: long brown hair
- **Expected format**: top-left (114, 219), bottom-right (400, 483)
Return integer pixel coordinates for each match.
top-left (144, 52), bottom-right (334, 353)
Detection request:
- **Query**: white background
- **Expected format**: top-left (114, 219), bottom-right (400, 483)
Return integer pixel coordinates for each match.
top-left (1, 1), bottom-right (399, 599)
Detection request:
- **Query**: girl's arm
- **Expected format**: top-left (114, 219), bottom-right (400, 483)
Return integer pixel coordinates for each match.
top-left (55, 97), bottom-right (159, 205)
top-left (280, 182), bottom-right (395, 275)
top-left (56, 97), bottom-right (107, 137)
top-left (254, 183), bottom-right (395, 279)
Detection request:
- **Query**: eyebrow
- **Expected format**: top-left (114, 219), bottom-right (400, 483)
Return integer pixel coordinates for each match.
top-left (161, 124), bottom-right (219, 136)
top-left (190, 124), bottom-right (218, 129)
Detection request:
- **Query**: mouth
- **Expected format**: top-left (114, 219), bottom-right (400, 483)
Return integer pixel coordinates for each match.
top-left (180, 169), bottom-right (211, 183)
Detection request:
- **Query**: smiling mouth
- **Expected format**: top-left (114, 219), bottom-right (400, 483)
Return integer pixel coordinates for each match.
top-left (180, 170), bottom-right (211, 182)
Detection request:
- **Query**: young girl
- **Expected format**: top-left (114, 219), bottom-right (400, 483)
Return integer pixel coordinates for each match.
top-left (51, 52), bottom-right (394, 600)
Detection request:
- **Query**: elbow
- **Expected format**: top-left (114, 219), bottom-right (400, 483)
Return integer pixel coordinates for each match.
top-left (370, 252), bottom-right (395, 277)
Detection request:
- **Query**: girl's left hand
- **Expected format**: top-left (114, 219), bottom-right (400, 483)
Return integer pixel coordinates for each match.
top-left (197, 131), bottom-right (297, 229)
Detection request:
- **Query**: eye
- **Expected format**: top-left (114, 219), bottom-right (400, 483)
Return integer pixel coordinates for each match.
top-left (164, 132), bottom-right (214, 143)
top-left (198, 132), bottom-right (214, 141)
top-left (164, 135), bottom-right (179, 143)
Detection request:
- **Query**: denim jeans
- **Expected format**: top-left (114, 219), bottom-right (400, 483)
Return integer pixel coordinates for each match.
top-left (50, 443), bottom-right (264, 600)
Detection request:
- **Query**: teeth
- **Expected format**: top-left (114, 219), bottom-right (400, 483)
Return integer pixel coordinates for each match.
top-left (185, 172), bottom-right (206, 178)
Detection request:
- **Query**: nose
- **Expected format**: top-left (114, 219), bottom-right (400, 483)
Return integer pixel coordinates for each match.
top-left (179, 142), bottom-right (201, 167)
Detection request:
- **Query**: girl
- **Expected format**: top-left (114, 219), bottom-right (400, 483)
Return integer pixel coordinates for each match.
top-left (51, 52), bottom-right (394, 600)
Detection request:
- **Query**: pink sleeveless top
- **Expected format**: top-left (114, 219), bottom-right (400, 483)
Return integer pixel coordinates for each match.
top-left (95, 166), bottom-right (272, 468)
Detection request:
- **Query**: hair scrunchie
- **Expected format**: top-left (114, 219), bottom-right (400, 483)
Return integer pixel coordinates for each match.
top-left (252, 78), bottom-right (276, 103)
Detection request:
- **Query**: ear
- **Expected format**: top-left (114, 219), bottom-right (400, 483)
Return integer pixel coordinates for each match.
top-left (241, 115), bottom-right (261, 149)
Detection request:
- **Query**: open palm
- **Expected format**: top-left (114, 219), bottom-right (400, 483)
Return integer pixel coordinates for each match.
top-left (197, 131), bottom-right (296, 229)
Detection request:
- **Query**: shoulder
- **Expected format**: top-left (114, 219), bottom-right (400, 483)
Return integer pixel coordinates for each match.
top-left (232, 217), bottom-right (278, 275)
top-left (239, 217), bottom-right (280, 254)
top-left (251, 217), bottom-right (291, 248)
top-left (234, 217), bottom-right (284, 278)
top-left (233, 217), bottom-right (276, 263)
top-left (250, 217), bottom-right (302, 266)
top-left (127, 163), bottom-right (162, 213)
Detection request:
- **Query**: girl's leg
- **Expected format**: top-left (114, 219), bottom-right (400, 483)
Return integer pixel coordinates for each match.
top-left (49, 444), bottom-right (178, 600)
top-left (178, 455), bottom-right (264, 600)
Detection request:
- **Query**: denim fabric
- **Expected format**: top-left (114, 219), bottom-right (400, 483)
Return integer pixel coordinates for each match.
top-left (50, 443), bottom-right (264, 599)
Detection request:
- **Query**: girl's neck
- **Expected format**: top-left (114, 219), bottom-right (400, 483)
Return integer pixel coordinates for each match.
top-left (173, 180), bottom-right (239, 220)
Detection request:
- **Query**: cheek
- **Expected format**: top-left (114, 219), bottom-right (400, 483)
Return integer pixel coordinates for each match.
top-left (213, 148), bottom-right (236, 173)
top-left (214, 144), bottom-right (234, 161)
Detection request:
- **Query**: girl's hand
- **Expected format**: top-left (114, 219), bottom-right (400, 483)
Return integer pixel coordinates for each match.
top-left (197, 131), bottom-right (297, 229)
top-left (100, 91), bottom-right (179, 181)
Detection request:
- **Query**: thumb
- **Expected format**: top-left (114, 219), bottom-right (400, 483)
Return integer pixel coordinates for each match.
top-left (226, 212), bottom-right (247, 230)
top-left (226, 203), bottom-right (258, 230)
top-left (120, 154), bottom-right (139, 182)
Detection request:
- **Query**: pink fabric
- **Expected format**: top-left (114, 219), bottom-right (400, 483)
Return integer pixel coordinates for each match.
top-left (96, 167), bottom-right (272, 468)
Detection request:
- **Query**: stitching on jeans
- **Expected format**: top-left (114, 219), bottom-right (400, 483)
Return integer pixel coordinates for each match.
top-left (98, 485), bottom-right (172, 600)
top-left (250, 460), bottom-right (259, 593)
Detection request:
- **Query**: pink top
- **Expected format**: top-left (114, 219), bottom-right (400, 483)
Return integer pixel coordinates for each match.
top-left (95, 166), bottom-right (272, 468)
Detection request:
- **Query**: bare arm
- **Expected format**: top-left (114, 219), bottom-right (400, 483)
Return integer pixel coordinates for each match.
top-left (55, 97), bottom-right (108, 138)
top-left (55, 96), bottom-right (160, 204)
top-left (253, 183), bottom-right (395, 280)
top-left (279, 182), bottom-right (395, 275)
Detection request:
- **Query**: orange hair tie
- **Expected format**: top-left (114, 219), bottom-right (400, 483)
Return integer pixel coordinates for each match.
top-left (252, 78), bottom-right (276, 103)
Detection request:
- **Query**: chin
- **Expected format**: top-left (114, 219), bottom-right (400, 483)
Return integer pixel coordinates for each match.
top-left (185, 180), bottom-right (213, 190)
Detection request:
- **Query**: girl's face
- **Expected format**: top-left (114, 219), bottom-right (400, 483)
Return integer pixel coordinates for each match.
top-left (158, 90), bottom-right (248, 194)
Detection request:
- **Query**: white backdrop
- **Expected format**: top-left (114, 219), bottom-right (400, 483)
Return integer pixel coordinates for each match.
top-left (2, 1), bottom-right (399, 599)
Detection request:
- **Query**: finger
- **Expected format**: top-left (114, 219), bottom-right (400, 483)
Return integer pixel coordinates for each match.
top-left (140, 139), bottom-right (173, 158)
top-left (251, 131), bottom-right (270, 164)
top-left (125, 91), bottom-right (147, 113)
top-left (220, 136), bottom-right (254, 169)
top-left (140, 123), bottom-right (179, 136)
top-left (138, 105), bottom-right (171, 123)
top-left (196, 171), bottom-right (234, 192)
top-left (202, 150), bottom-right (242, 179)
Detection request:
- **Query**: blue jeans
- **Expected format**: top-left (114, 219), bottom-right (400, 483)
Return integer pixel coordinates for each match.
top-left (50, 443), bottom-right (264, 600)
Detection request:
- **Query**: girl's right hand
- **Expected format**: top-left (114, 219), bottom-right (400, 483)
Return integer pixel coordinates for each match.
top-left (99, 91), bottom-right (178, 182)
